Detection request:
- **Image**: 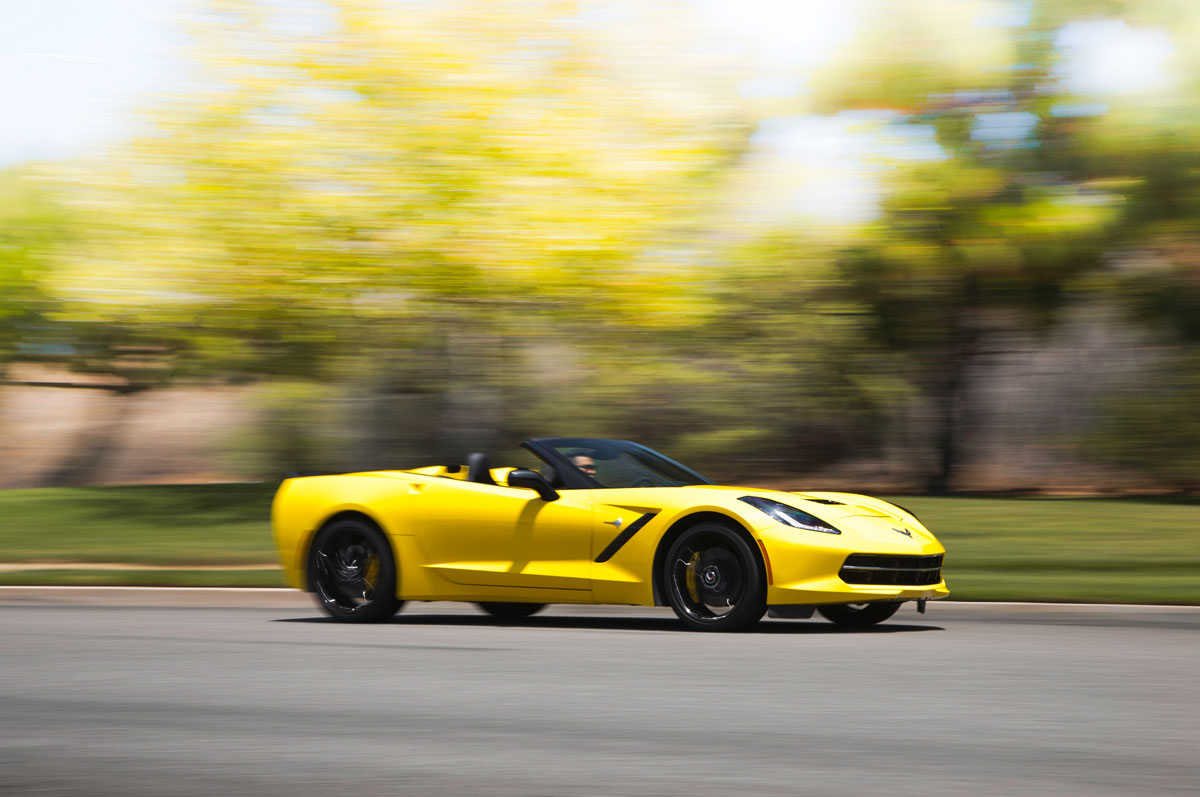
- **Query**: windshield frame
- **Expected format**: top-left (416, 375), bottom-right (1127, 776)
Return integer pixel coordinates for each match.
top-left (521, 438), bottom-right (715, 490)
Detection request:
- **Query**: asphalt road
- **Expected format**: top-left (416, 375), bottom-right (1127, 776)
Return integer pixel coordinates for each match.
top-left (1, 590), bottom-right (1197, 796)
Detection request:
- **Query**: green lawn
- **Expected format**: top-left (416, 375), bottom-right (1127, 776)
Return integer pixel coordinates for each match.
top-left (0, 569), bottom-right (287, 588)
top-left (0, 484), bottom-right (1196, 603)
top-left (884, 495), bottom-right (1200, 604)
top-left (0, 483), bottom-right (278, 565)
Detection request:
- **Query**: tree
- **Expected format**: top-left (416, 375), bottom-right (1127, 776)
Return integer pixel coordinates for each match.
top-left (0, 168), bottom-right (69, 372)
top-left (50, 0), bottom-right (750, 472)
top-left (1017, 0), bottom-right (1200, 488)
top-left (796, 0), bottom-right (1141, 492)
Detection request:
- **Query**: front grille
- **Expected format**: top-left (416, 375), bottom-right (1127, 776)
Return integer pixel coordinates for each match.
top-left (839, 553), bottom-right (943, 586)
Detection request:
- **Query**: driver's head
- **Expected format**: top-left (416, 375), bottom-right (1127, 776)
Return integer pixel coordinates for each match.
top-left (568, 450), bottom-right (597, 477)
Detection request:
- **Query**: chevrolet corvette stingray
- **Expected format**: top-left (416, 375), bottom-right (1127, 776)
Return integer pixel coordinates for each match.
top-left (271, 438), bottom-right (948, 631)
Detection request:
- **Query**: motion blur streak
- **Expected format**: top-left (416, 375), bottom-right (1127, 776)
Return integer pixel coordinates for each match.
top-left (2, 0), bottom-right (1200, 496)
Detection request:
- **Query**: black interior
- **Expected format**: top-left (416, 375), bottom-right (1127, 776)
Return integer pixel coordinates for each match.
top-left (541, 464), bottom-right (562, 488)
top-left (465, 452), bottom-right (496, 485)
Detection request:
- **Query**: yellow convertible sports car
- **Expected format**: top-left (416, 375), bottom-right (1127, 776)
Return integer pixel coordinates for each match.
top-left (272, 437), bottom-right (948, 631)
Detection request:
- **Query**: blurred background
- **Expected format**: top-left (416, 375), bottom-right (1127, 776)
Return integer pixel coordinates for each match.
top-left (4, 0), bottom-right (1200, 495)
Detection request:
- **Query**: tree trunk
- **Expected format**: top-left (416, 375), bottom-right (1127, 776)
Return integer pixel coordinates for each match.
top-left (42, 388), bottom-right (140, 487)
top-left (925, 323), bottom-right (978, 495)
top-left (926, 377), bottom-right (962, 495)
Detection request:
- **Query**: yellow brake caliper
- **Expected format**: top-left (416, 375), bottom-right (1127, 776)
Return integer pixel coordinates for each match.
top-left (364, 556), bottom-right (380, 595)
top-left (685, 551), bottom-right (701, 602)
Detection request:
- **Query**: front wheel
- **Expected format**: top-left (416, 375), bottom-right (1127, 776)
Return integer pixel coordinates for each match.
top-left (664, 522), bottom-right (766, 632)
top-left (476, 602), bottom-right (547, 621)
top-left (817, 601), bottom-right (902, 627)
top-left (309, 517), bottom-right (404, 623)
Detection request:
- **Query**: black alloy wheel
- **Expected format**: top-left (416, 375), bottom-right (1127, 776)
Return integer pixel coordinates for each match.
top-left (476, 602), bottom-right (547, 621)
top-left (664, 522), bottom-right (766, 632)
top-left (817, 601), bottom-right (902, 627)
top-left (309, 517), bottom-right (403, 622)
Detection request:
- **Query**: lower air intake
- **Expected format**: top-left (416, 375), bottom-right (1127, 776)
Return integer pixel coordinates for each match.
top-left (839, 553), bottom-right (943, 586)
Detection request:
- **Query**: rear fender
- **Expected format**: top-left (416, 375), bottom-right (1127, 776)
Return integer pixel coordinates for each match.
top-left (272, 474), bottom-right (417, 591)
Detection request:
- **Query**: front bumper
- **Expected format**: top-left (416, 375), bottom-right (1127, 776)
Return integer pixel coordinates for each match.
top-left (756, 524), bottom-right (949, 606)
top-left (766, 577), bottom-right (949, 606)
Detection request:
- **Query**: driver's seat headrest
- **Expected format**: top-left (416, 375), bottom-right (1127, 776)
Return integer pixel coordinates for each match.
top-left (465, 452), bottom-right (496, 485)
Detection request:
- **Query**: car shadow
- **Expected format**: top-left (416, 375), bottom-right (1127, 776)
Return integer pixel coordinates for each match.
top-left (274, 614), bottom-right (943, 634)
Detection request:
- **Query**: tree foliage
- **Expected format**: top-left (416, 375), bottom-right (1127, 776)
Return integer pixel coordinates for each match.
top-left (797, 0), bottom-right (1199, 490)
top-left (7, 0), bottom-right (1200, 486)
top-left (44, 0), bottom-right (750, 469)
top-left (0, 168), bottom-right (71, 369)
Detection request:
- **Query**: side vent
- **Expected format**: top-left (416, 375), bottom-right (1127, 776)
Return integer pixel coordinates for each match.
top-left (595, 512), bottom-right (658, 563)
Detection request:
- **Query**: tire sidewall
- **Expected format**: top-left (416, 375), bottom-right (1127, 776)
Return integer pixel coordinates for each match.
top-left (663, 521), bottom-right (766, 632)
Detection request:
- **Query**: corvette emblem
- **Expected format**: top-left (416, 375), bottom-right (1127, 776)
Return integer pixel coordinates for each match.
top-left (892, 527), bottom-right (912, 537)
top-left (604, 518), bottom-right (623, 529)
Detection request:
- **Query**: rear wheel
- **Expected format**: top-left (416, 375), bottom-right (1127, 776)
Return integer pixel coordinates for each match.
top-left (476, 602), bottom-right (547, 621)
top-left (309, 517), bottom-right (403, 623)
top-left (818, 601), bottom-right (902, 627)
top-left (664, 522), bottom-right (766, 632)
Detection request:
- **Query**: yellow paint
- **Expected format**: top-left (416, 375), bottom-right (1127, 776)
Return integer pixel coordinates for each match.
top-left (271, 469), bottom-right (949, 607)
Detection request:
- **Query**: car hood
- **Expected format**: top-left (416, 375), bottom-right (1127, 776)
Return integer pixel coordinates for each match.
top-left (619, 484), bottom-right (936, 548)
top-left (653, 484), bottom-right (903, 519)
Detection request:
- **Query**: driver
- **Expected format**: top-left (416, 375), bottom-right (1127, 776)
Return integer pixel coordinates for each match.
top-left (568, 450), bottom-right (598, 478)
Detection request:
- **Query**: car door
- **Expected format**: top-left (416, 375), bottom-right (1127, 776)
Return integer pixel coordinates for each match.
top-left (411, 478), bottom-right (594, 591)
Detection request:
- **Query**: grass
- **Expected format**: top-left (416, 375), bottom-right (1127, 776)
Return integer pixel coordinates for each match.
top-left (0, 569), bottom-right (287, 588)
top-left (0, 483), bottom-right (278, 566)
top-left (884, 495), bottom-right (1200, 604)
top-left (0, 484), bottom-right (1196, 603)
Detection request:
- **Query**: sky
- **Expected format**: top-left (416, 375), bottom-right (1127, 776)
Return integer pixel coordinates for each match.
top-left (0, 0), bottom-right (1177, 224)
top-left (1, 0), bottom-right (191, 164)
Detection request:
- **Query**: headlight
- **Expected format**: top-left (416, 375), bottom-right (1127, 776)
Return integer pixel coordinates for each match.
top-left (738, 496), bottom-right (841, 534)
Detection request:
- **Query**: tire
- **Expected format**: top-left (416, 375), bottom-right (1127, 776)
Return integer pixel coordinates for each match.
top-left (308, 516), bottom-right (404, 623)
top-left (663, 521), bottom-right (766, 632)
top-left (476, 602), bottom-right (547, 621)
top-left (817, 601), bottom-right (902, 627)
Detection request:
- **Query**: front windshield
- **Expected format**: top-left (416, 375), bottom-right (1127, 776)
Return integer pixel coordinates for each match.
top-left (539, 438), bottom-right (713, 489)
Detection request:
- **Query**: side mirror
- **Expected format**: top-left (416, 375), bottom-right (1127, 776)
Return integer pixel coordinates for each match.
top-left (507, 469), bottom-right (560, 502)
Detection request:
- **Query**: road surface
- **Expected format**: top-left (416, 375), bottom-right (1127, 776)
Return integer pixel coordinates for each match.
top-left (1, 589), bottom-right (1197, 796)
